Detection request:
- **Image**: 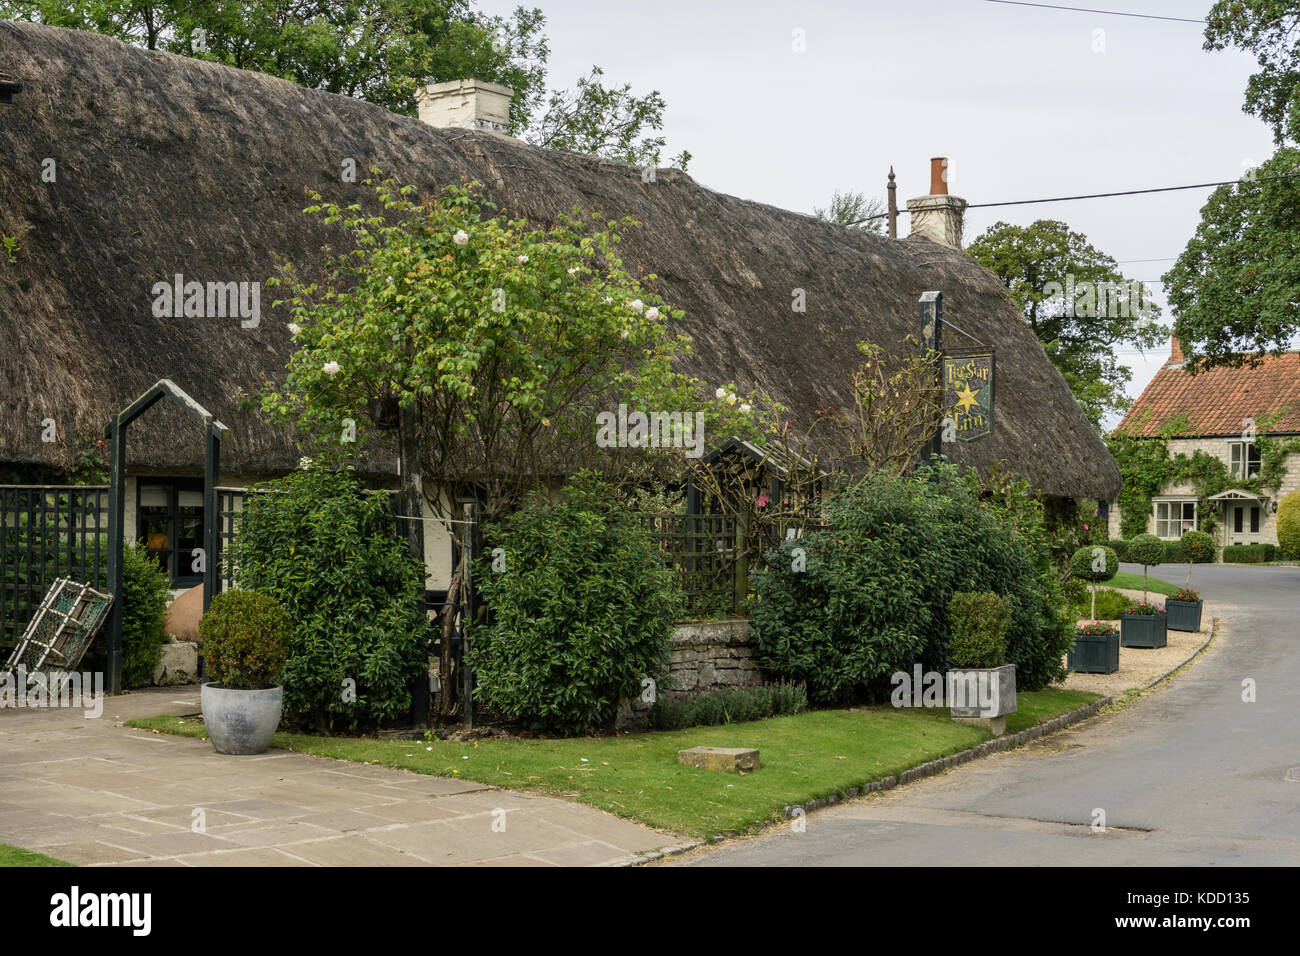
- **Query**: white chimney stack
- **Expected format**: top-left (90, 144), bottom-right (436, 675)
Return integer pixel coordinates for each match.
top-left (415, 79), bottom-right (513, 134)
top-left (906, 157), bottom-right (967, 249)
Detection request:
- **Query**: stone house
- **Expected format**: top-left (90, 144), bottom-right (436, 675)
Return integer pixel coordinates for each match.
top-left (1108, 338), bottom-right (1300, 548)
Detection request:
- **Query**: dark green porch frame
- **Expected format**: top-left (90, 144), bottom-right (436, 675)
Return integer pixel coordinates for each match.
top-left (103, 380), bottom-right (228, 694)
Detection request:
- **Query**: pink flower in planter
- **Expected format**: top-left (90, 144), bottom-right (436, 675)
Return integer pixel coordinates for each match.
top-left (755, 495), bottom-right (770, 509)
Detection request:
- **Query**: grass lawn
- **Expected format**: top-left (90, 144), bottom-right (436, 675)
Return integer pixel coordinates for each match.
top-left (128, 688), bottom-right (1099, 839)
top-left (1104, 571), bottom-right (1180, 597)
top-left (0, 844), bottom-right (71, 867)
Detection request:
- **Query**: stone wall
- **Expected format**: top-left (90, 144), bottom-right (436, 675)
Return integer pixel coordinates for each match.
top-left (616, 618), bottom-right (761, 729)
top-left (666, 618), bottom-right (760, 693)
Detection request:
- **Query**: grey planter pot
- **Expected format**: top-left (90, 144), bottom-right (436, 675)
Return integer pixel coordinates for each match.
top-left (946, 664), bottom-right (1017, 718)
top-left (1068, 630), bottom-right (1120, 674)
top-left (1166, 598), bottom-right (1202, 632)
top-left (1120, 612), bottom-right (1167, 649)
top-left (201, 682), bottom-right (283, 755)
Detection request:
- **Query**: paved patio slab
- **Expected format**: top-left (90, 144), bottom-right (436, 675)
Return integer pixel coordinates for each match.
top-left (0, 686), bottom-right (680, 867)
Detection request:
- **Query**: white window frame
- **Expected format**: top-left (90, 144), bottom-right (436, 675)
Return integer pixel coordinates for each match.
top-left (1153, 498), bottom-right (1198, 540)
top-left (1229, 441), bottom-right (1261, 478)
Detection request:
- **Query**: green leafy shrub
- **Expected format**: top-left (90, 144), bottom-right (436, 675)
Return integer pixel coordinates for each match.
top-left (1107, 538), bottom-right (1129, 560)
top-left (1162, 539), bottom-right (1185, 563)
top-left (472, 473), bottom-right (679, 736)
top-left (750, 464), bottom-right (1071, 703)
top-left (649, 681), bottom-right (808, 730)
top-left (228, 466), bottom-right (429, 728)
top-left (1076, 588), bottom-right (1130, 621)
top-left (198, 590), bottom-right (290, 689)
top-left (947, 592), bottom-right (1010, 668)
top-left (1277, 490), bottom-right (1300, 560)
top-left (1222, 543), bottom-right (1278, 563)
top-left (1069, 545), bottom-right (1118, 582)
top-left (121, 542), bottom-right (170, 689)
top-left (1127, 533), bottom-right (1165, 568)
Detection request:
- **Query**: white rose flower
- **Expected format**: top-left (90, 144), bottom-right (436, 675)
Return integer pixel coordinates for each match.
top-left (628, 299), bottom-right (644, 313)
top-left (715, 387), bottom-right (727, 399)
top-left (453, 230), bottom-right (469, 245)
top-left (298, 457), bottom-right (313, 470)
top-left (602, 296), bottom-right (613, 305)
top-left (518, 255), bottom-right (529, 264)
top-left (619, 329), bottom-right (630, 340)
top-left (323, 361), bottom-right (341, 376)
top-left (568, 267), bottom-right (579, 275)
top-left (726, 393), bottom-right (737, 406)
top-left (645, 306), bottom-right (660, 320)
top-left (740, 403), bottom-right (751, 413)
top-left (287, 322), bottom-right (301, 336)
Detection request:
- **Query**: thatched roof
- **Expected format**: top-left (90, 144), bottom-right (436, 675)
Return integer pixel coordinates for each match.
top-left (0, 22), bottom-right (1119, 499)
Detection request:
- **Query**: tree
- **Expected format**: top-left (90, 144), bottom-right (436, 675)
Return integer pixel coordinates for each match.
top-left (1, 1), bottom-right (549, 122)
top-left (525, 66), bottom-right (690, 169)
top-left (1, 2), bottom-right (689, 164)
top-left (967, 220), bottom-right (1166, 430)
top-left (1163, 149), bottom-right (1300, 367)
top-left (813, 190), bottom-right (886, 234)
top-left (1205, 0), bottom-right (1300, 145)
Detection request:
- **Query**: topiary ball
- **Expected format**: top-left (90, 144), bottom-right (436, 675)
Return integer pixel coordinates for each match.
top-left (1180, 529), bottom-right (1215, 564)
top-left (199, 590), bottom-right (291, 690)
top-left (1128, 533), bottom-right (1165, 568)
top-left (1069, 545), bottom-right (1118, 583)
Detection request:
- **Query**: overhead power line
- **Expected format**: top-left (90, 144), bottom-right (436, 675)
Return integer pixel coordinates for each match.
top-left (852, 171), bottom-right (1300, 224)
top-left (982, 1), bottom-right (1205, 24)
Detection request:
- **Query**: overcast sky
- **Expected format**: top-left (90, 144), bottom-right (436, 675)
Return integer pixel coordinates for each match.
top-left (478, 0), bottom-right (1277, 430)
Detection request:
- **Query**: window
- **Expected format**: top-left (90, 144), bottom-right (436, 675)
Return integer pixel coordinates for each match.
top-left (1229, 441), bottom-right (1261, 478)
top-left (137, 479), bottom-right (204, 586)
top-left (1154, 499), bottom-right (1197, 539)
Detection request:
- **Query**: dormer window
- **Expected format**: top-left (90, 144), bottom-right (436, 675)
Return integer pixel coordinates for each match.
top-left (1229, 441), bottom-right (1261, 478)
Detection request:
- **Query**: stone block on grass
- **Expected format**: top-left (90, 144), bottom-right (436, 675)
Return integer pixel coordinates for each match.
top-left (677, 747), bottom-right (759, 773)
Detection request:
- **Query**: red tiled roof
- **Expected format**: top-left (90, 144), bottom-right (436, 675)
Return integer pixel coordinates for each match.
top-left (1115, 352), bottom-right (1300, 438)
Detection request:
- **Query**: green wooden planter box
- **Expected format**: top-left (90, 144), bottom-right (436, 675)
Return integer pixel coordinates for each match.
top-left (1166, 598), bottom-right (1202, 633)
top-left (1120, 611), bottom-right (1167, 649)
top-left (1068, 630), bottom-right (1120, 674)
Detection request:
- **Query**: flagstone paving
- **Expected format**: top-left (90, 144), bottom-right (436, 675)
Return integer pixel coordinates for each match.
top-left (0, 686), bottom-right (679, 867)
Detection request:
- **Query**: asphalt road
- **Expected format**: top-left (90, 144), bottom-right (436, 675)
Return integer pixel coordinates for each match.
top-left (681, 563), bottom-right (1300, 866)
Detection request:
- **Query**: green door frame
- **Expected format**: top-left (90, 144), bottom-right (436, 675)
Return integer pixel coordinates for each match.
top-left (103, 380), bottom-right (228, 694)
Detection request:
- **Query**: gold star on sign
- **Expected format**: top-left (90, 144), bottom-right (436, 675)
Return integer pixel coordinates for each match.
top-left (955, 383), bottom-right (980, 414)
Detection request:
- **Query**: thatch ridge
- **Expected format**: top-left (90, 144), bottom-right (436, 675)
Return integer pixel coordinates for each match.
top-left (0, 21), bottom-right (1119, 499)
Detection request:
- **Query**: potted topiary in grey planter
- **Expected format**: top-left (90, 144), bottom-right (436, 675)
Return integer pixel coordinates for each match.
top-left (1069, 544), bottom-right (1118, 622)
top-left (945, 591), bottom-right (1016, 736)
top-left (198, 590), bottom-right (291, 755)
top-left (1167, 529), bottom-right (1213, 632)
top-left (1069, 621), bottom-right (1120, 673)
top-left (1121, 534), bottom-right (1167, 648)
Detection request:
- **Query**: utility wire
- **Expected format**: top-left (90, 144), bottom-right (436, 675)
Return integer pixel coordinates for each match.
top-left (851, 171), bottom-right (1300, 224)
top-left (982, 1), bottom-right (1204, 24)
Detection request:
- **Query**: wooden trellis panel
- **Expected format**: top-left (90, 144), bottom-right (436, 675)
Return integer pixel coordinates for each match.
top-left (0, 486), bottom-right (109, 653)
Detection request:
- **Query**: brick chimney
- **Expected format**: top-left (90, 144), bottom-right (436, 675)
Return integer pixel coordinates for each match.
top-left (415, 79), bottom-right (513, 134)
top-left (906, 157), bottom-right (967, 249)
top-left (1168, 334), bottom-right (1184, 368)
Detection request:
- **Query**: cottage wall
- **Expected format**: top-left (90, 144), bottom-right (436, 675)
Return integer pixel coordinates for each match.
top-left (1107, 438), bottom-right (1300, 547)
